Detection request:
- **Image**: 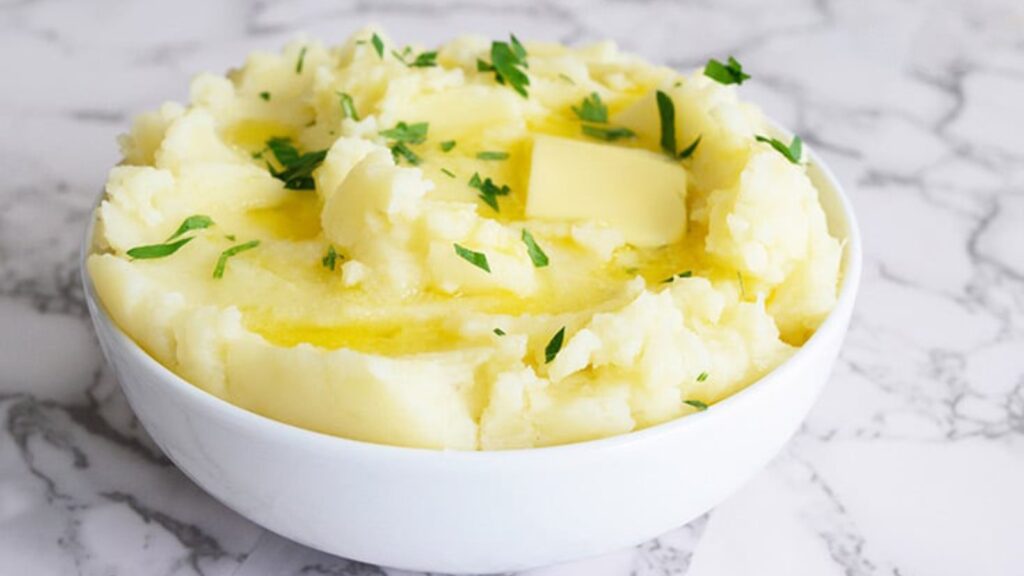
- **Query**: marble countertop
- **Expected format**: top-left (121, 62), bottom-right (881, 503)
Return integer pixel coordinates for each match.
top-left (2, 0), bottom-right (1023, 574)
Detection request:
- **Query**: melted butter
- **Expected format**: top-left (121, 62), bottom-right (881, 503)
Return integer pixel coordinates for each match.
top-left (224, 119), bottom-right (296, 152)
top-left (244, 312), bottom-right (467, 354)
top-left (247, 193), bottom-right (322, 240)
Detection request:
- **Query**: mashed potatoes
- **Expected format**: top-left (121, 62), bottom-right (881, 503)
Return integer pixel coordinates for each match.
top-left (88, 29), bottom-right (843, 450)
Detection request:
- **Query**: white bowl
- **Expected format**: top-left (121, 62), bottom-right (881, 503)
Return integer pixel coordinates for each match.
top-left (82, 145), bottom-right (861, 574)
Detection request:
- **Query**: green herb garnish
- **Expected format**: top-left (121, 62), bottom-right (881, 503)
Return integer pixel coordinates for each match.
top-left (322, 245), bottom-right (340, 271)
top-left (469, 172), bottom-right (510, 212)
top-left (558, 73), bottom-right (575, 85)
top-left (371, 33), bottom-right (384, 59)
top-left (337, 92), bottom-right (359, 120)
top-left (494, 328), bottom-right (506, 336)
top-left (572, 92), bottom-right (608, 123)
top-left (656, 90), bottom-right (676, 156)
top-left (441, 168), bottom-right (456, 178)
top-left (581, 124), bottom-right (635, 142)
top-left (213, 240), bottom-right (260, 279)
top-left (703, 56), bottom-right (750, 85)
top-left (380, 121), bottom-right (429, 143)
top-left (127, 237), bottom-right (194, 260)
top-left (296, 47), bottom-right (308, 74)
top-left (454, 243), bottom-right (490, 273)
top-left (684, 399), bottom-right (708, 411)
top-left (678, 135), bottom-right (702, 159)
top-left (662, 270), bottom-right (693, 283)
top-left (440, 140), bottom-right (456, 152)
top-left (478, 35), bottom-right (530, 97)
top-left (737, 271), bottom-right (746, 298)
top-left (696, 371), bottom-right (709, 382)
top-left (265, 137), bottom-right (328, 190)
top-left (755, 134), bottom-right (802, 164)
top-left (167, 215), bottom-right (215, 241)
top-left (476, 151), bottom-right (509, 161)
top-left (544, 327), bottom-right (565, 364)
top-left (395, 50), bottom-right (437, 68)
top-left (259, 91), bottom-right (271, 101)
top-left (521, 229), bottom-right (549, 268)
top-left (390, 142), bottom-right (421, 165)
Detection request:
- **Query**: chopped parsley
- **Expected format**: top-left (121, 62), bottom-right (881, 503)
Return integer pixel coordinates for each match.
top-left (440, 140), bottom-right (456, 152)
top-left (127, 237), bottom-right (194, 260)
top-left (296, 46), bottom-right (308, 74)
top-left (478, 34), bottom-right (530, 97)
top-left (558, 73), bottom-right (575, 85)
top-left (476, 150), bottom-right (509, 161)
top-left (656, 90), bottom-right (676, 156)
top-left (696, 371), bottom-right (709, 382)
top-left (394, 49), bottom-right (437, 68)
top-left (661, 270), bottom-right (693, 283)
top-left (371, 33), bottom-right (385, 59)
top-left (390, 142), bottom-right (421, 165)
top-left (544, 327), bottom-right (565, 364)
top-left (684, 399), bottom-right (708, 411)
top-left (337, 92), bottom-right (359, 120)
top-left (454, 243), bottom-right (490, 273)
top-left (755, 134), bottom-right (802, 164)
top-left (259, 91), bottom-right (271, 101)
top-left (520, 229), bottom-right (549, 268)
top-left (703, 56), bottom-right (750, 85)
top-left (265, 137), bottom-right (328, 190)
top-left (678, 135), bottom-right (702, 159)
top-left (213, 240), bottom-right (260, 279)
top-left (441, 167), bottom-right (456, 178)
top-left (493, 328), bottom-right (507, 336)
top-left (322, 245), bottom-right (340, 271)
top-left (581, 124), bottom-right (635, 142)
top-left (469, 172), bottom-right (511, 212)
top-left (167, 215), bottom-right (214, 241)
top-left (381, 121), bottom-right (428, 143)
top-left (574, 92), bottom-right (635, 142)
top-left (572, 92), bottom-right (608, 123)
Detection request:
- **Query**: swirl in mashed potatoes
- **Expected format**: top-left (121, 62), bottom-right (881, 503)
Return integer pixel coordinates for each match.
top-left (88, 30), bottom-right (843, 450)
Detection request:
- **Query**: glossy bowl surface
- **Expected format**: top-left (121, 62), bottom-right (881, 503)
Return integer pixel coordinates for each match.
top-left (83, 141), bottom-right (861, 574)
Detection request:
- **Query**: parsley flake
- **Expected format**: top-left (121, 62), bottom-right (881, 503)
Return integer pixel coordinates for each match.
top-left (558, 73), bottom-right (576, 85)
top-left (572, 92), bottom-right (608, 123)
top-left (337, 92), bottom-right (359, 120)
top-left (265, 137), bottom-right (328, 190)
top-left (696, 371), bottom-right (709, 382)
top-left (259, 91), bottom-right (271, 101)
top-left (295, 46), bottom-right (308, 74)
top-left (380, 121), bottom-right (429, 143)
top-left (662, 270), bottom-right (694, 283)
top-left (390, 142), bottom-right (421, 165)
top-left (440, 140), bottom-right (456, 152)
top-left (127, 237), bottom-right (194, 260)
top-left (454, 243), bottom-right (490, 273)
top-left (371, 33), bottom-right (384, 59)
top-left (441, 167), bottom-right (456, 178)
top-left (684, 399), bottom-right (708, 411)
top-left (493, 328), bottom-right (507, 336)
top-left (167, 215), bottom-right (215, 241)
top-left (476, 150), bottom-right (509, 160)
top-left (755, 134), bottom-right (802, 164)
top-left (704, 56), bottom-right (750, 85)
top-left (478, 34), bottom-right (530, 97)
top-left (521, 229), bottom-right (549, 268)
top-left (544, 327), bottom-right (565, 364)
top-left (395, 50), bottom-right (437, 68)
top-left (469, 172), bottom-right (510, 212)
top-left (656, 90), bottom-right (676, 156)
top-left (678, 135), bottom-right (702, 159)
top-left (322, 245), bottom-right (340, 271)
top-left (213, 240), bottom-right (260, 279)
top-left (582, 124), bottom-right (635, 142)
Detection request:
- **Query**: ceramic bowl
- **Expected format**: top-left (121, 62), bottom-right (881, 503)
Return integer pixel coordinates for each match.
top-left (82, 141), bottom-right (861, 574)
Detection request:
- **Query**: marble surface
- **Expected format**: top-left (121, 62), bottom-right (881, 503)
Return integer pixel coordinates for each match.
top-left (2, 0), bottom-right (1023, 574)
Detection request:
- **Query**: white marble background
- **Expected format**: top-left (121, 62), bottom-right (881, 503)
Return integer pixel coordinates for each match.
top-left (2, 0), bottom-right (1023, 574)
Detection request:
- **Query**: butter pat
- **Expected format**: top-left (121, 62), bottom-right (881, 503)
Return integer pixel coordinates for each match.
top-left (525, 135), bottom-right (687, 247)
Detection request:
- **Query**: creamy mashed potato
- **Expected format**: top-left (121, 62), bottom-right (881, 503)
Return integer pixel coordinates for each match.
top-left (88, 30), bottom-right (843, 450)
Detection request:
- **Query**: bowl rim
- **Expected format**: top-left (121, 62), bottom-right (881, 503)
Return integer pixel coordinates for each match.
top-left (81, 134), bottom-right (862, 461)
